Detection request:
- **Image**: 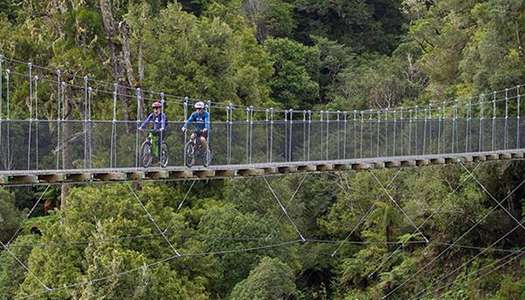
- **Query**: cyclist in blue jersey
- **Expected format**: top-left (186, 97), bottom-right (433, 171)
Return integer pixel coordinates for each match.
top-left (181, 101), bottom-right (210, 150)
top-left (139, 101), bottom-right (167, 157)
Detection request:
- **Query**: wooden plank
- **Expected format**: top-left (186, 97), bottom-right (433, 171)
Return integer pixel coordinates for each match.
top-left (334, 164), bottom-right (350, 171)
top-left (416, 159), bottom-right (430, 166)
top-left (238, 168), bottom-right (265, 176)
top-left (146, 171), bottom-right (169, 180)
top-left (386, 161), bottom-right (401, 168)
top-left (430, 158), bottom-right (445, 165)
top-left (445, 157), bottom-right (459, 164)
top-left (215, 169), bottom-right (236, 177)
top-left (487, 154), bottom-right (499, 160)
top-left (128, 172), bottom-right (145, 181)
top-left (352, 163), bottom-right (371, 171)
top-left (316, 164), bottom-right (334, 172)
top-left (94, 172), bottom-right (127, 181)
top-left (473, 155), bottom-right (487, 162)
top-left (38, 174), bottom-right (66, 183)
top-left (499, 153), bottom-right (512, 160)
top-left (462, 156), bottom-right (474, 163)
top-left (401, 160), bottom-right (416, 167)
top-left (374, 162), bottom-right (385, 169)
top-left (9, 175), bottom-right (38, 184)
top-left (297, 165), bottom-right (316, 172)
top-left (67, 173), bottom-right (93, 182)
top-left (263, 167), bottom-right (278, 175)
top-left (194, 170), bottom-right (215, 178)
top-left (170, 170), bottom-right (194, 179)
top-left (278, 166), bottom-right (297, 173)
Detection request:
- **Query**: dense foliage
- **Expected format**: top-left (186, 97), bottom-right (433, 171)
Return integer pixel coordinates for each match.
top-left (1, 0), bottom-right (525, 299)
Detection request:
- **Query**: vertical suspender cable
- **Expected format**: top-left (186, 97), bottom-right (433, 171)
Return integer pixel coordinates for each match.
top-left (6, 69), bottom-right (10, 169)
top-left (60, 82), bottom-right (65, 169)
top-left (302, 110), bottom-right (306, 161)
top-left (423, 107), bottom-right (428, 155)
top-left (326, 110), bottom-right (330, 160)
top-left (208, 100), bottom-right (212, 160)
top-left (83, 76), bottom-right (88, 169)
top-left (0, 55), bottom-right (3, 169)
top-left (135, 88), bottom-right (141, 168)
top-left (343, 111), bottom-right (347, 159)
top-left (517, 86), bottom-right (521, 149)
top-left (245, 107), bottom-right (250, 164)
top-left (288, 109), bottom-right (293, 161)
top-left (160, 92), bottom-right (165, 162)
top-left (320, 111), bottom-right (324, 160)
top-left (270, 108), bottom-right (274, 163)
top-left (466, 99), bottom-right (471, 152)
top-left (56, 71), bottom-right (61, 169)
top-left (453, 101), bottom-right (457, 153)
top-left (399, 108), bottom-right (404, 156)
top-left (27, 63), bottom-right (33, 170)
top-left (479, 95), bottom-right (484, 151)
top-left (228, 104), bottom-right (233, 164)
top-left (437, 102), bottom-right (445, 153)
top-left (504, 89), bottom-right (508, 150)
top-left (183, 97), bottom-right (188, 165)
top-left (408, 109), bottom-right (412, 156)
top-left (87, 86), bottom-right (93, 168)
top-left (229, 103), bottom-right (233, 164)
top-left (360, 111), bottom-right (364, 158)
top-left (384, 109), bottom-right (389, 157)
top-left (492, 91), bottom-right (496, 151)
top-left (377, 110), bottom-right (381, 157)
top-left (337, 111), bottom-right (341, 159)
top-left (307, 110), bottom-right (312, 161)
top-left (265, 108), bottom-right (269, 163)
top-left (393, 109), bottom-right (397, 156)
top-left (34, 75), bottom-right (39, 170)
top-left (414, 106), bottom-right (418, 155)
top-left (352, 110), bottom-right (356, 158)
top-left (368, 112), bottom-right (372, 158)
top-left (111, 84), bottom-right (117, 168)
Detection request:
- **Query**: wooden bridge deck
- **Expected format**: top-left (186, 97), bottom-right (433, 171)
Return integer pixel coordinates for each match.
top-left (1, 149), bottom-right (524, 186)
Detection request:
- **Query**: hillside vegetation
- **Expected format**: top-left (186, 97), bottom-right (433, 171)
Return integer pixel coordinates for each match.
top-left (1, 0), bottom-right (525, 299)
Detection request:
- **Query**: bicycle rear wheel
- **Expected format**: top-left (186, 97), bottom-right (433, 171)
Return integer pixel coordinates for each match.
top-left (160, 143), bottom-right (169, 168)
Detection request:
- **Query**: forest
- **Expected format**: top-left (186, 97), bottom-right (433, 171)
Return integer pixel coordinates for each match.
top-left (1, 0), bottom-right (525, 299)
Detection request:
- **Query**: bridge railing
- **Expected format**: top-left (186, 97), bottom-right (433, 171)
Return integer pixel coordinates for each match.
top-left (0, 117), bottom-right (523, 171)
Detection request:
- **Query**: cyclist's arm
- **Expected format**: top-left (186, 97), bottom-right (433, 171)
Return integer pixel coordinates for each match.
top-left (183, 112), bottom-right (196, 129)
top-left (158, 113), bottom-right (167, 132)
top-left (139, 113), bottom-right (153, 130)
top-left (204, 112), bottom-right (210, 131)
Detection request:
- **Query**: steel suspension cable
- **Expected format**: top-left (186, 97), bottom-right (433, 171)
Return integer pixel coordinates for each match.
top-left (381, 176), bottom-right (525, 299)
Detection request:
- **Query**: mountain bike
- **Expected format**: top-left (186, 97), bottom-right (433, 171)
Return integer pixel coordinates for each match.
top-left (184, 130), bottom-right (211, 168)
top-left (140, 131), bottom-right (169, 168)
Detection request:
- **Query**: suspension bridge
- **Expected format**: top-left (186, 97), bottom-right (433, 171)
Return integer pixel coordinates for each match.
top-left (2, 54), bottom-right (525, 300)
top-left (0, 55), bottom-right (524, 185)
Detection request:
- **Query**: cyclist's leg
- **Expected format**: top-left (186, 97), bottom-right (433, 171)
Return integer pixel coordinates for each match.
top-left (199, 131), bottom-right (208, 150)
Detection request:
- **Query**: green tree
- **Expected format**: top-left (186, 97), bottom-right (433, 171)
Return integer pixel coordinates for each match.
top-left (264, 37), bottom-right (320, 108)
top-left (229, 256), bottom-right (297, 300)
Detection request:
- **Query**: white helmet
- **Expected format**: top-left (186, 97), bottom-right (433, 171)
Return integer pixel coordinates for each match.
top-left (194, 101), bottom-right (205, 109)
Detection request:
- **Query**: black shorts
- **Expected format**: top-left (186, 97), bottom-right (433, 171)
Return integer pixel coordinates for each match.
top-left (194, 130), bottom-right (207, 139)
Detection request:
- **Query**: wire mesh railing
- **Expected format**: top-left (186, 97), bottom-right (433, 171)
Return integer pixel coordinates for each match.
top-left (0, 54), bottom-right (524, 172)
top-left (0, 117), bottom-right (523, 171)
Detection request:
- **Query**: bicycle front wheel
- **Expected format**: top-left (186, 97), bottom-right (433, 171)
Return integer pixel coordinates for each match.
top-left (184, 141), bottom-right (194, 168)
top-left (141, 141), bottom-right (153, 168)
